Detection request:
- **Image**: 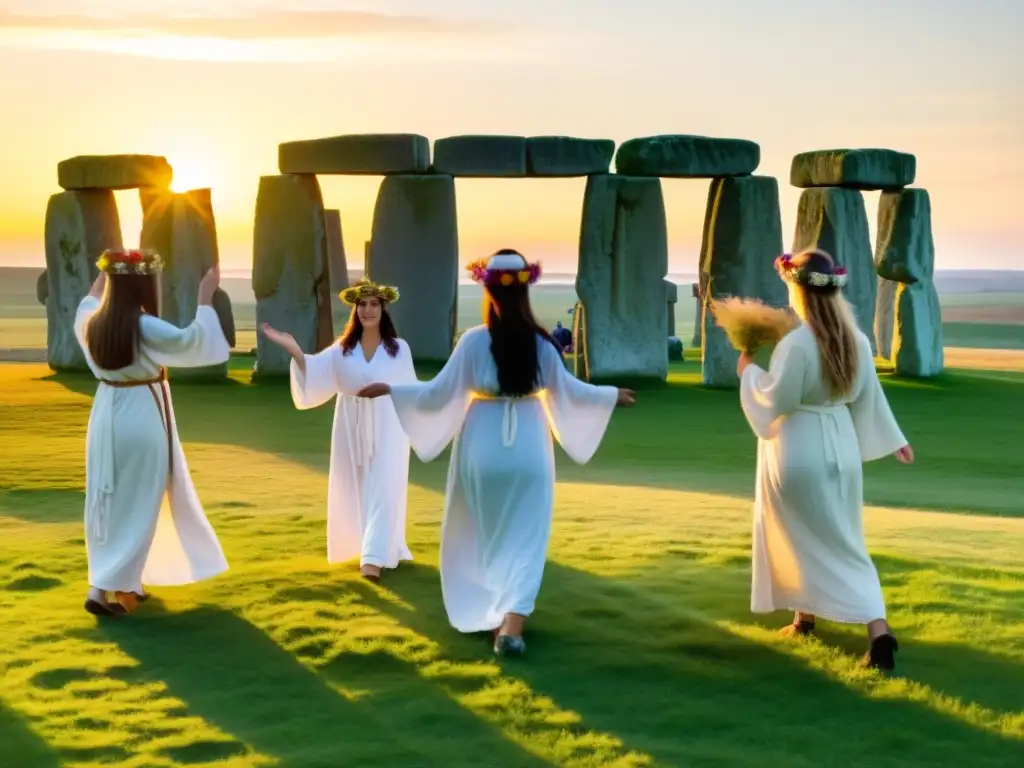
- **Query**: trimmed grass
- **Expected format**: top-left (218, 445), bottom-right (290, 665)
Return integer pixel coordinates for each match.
top-left (0, 358), bottom-right (1022, 767)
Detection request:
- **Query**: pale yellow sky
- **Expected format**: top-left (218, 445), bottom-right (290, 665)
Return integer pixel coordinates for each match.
top-left (0, 0), bottom-right (1021, 272)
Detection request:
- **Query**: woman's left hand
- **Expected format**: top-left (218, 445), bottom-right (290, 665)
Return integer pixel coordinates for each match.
top-left (357, 382), bottom-right (391, 399)
top-left (736, 351), bottom-right (754, 376)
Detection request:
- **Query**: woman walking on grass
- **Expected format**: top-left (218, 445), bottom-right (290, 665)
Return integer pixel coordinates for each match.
top-left (737, 248), bottom-right (914, 671)
top-left (261, 279), bottom-right (416, 584)
top-left (75, 249), bottom-right (230, 617)
top-left (355, 249), bottom-right (635, 656)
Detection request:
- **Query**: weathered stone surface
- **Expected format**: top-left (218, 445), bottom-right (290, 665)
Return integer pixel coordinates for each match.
top-left (211, 288), bottom-right (236, 348)
top-left (140, 187), bottom-right (228, 379)
top-left (278, 134), bottom-right (430, 175)
top-left (369, 174), bottom-right (458, 361)
top-left (324, 210), bottom-right (349, 295)
top-left (699, 175), bottom-right (788, 387)
top-left (44, 190), bottom-right (122, 370)
top-left (576, 175), bottom-right (668, 381)
top-left (793, 187), bottom-right (877, 351)
top-left (252, 175), bottom-right (328, 377)
top-left (668, 336), bottom-right (683, 361)
top-left (433, 135), bottom-right (526, 177)
top-left (691, 281), bottom-right (703, 348)
top-left (875, 277), bottom-right (898, 360)
top-left (791, 149), bottom-right (916, 190)
top-left (665, 279), bottom-right (678, 336)
top-left (892, 281), bottom-right (943, 377)
top-left (614, 135), bottom-right (760, 178)
top-left (526, 136), bottom-right (615, 176)
top-left (58, 155), bottom-right (172, 191)
top-left (36, 270), bottom-right (48, 305)
top-left (875, 188), bottom-right (934, 283)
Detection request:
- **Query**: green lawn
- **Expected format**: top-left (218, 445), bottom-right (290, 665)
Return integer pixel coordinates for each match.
top-left (0, 356), bottom-right (1022, 767)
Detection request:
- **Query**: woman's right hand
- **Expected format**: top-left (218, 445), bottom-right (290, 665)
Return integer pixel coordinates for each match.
top-left (262, 323), bottom-right (297, 351)
top-left (616, 388), bottom-right (636, 407)
top-left (893, 445), bottom-right (914, 464)
top-left (198, 265), bottom-right (220, 306)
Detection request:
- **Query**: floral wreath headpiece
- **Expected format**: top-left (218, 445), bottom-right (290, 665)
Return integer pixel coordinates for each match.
top-left (774, 252), bottom-right (848, 289)
top-left (97, 248), bottom-right (164, 276)
top-left (466, 251), bottom-right (542, 287)
top-left (340, 278), bottom-right (399, 306)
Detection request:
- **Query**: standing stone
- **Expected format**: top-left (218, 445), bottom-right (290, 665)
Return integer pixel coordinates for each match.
top-left (875, 189), bottom-right (934, 284)
top-left (369, 175), bottom-right (458, 361)
top-left (36, 270), bottom-right (48, 305)
top-left (665, 279), bottom-right (678, 336)
top-left (793, 187), bottom-right (876, 351)
top-left (252, 175), bottom-right (327, 377)
top-left (699, 175), bottom-right (787, 387)
top-left (324, 210), bottom-right (349, 294)
top-left (875, 277), bottom-right (898, 360)
top-left (43, 190), bottom-right (122, 370)
top-left (211, 288), bottom-right (236, 348)
top-left (892, 281), bottom-right (943, 377)
top-left (140, 188), bottom-right (227, 379)
top-left (576, 174), bottom-right (668, 382)
top-left (691, 282), bottom-right (703, 348)
top-left (314, 244), bottom-right (334, 353)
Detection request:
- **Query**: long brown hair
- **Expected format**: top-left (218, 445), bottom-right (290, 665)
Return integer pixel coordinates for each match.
top-left (338, 298), bottom-right (399, 358)
top-left (789, 249), bottom-right (859, 398)
top-left (85, 274), bottom-right (160, 370)
top-left (483, 249), bottom-right (561, 397)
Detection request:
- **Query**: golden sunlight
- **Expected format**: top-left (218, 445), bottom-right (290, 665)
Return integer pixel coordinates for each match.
top-left (168, 151), bottom-right (216, 193)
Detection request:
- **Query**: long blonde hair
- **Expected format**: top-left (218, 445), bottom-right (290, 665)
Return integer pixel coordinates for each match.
top-left (786, 249), bottom-right (859, 398)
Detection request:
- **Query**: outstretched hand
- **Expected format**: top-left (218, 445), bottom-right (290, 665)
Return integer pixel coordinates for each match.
top-left (893, 444), bottom-right (915, 464)
top-left (357, 382), bottom-right (391, 399)
top-left (261, 323), bottom-right (296, 350)
top-left (616, 388), bottom-right (636, 407)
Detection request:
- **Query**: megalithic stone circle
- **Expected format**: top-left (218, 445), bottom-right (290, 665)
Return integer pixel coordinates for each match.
top-left (576, 174), bottom-right (669, 382)
top-left (43, 190), bottom-right (122, 370)
top-left (252, 174), bottom-right (328, 377)
top-left (699, 175), bottom-right (787, 387)
top-left (368, 174), bottom-right (459, 362)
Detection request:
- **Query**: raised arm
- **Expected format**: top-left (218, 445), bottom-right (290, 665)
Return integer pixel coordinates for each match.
top-left (739, 335), bottom-right (806, 440)
top-left (538, 339), bottom-right (621, 464)
top-left (139, 308), bottom-right (230, 369)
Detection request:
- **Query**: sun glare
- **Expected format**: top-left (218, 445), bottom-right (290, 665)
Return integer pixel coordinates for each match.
top-left (168, 152), bottom-right (216, 193)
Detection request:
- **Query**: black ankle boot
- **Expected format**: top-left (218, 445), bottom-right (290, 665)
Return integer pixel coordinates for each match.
top-left (861, 633), bottom-right (899, 671)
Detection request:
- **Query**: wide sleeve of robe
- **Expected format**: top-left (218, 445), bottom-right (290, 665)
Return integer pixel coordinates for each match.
top-left (395, 339), bottom-right (420, 384)
top-left (388, 333), bottom-right (475, 462)
top-left (289, 346), bottom-right (345, 410)
top-left (740, 334), bottom-right (807, 440)
top-left (74, 295), bottom-right (101, 348)
top-left (537, 340), bottom-right (618, 464)
top-left (848, 336), bottom-right (908, 462)
top-left (139, 306), bottom-right (230, 368)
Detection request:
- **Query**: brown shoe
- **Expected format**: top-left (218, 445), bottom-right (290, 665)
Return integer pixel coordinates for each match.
top-left (360, 564), bottom-right (381, 583)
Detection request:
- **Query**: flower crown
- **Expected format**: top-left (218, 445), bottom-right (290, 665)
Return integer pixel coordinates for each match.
top-left (466, 254), bottom-right (542, 287)
top-left (340, 278), bottom-right (399, 306)
top-left (774, 253), bottom-right (848, 289)
top-left (97, 248), bottom-right (164, 276)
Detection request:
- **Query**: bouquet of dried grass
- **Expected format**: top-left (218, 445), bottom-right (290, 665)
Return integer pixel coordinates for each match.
top-left (709, 297), bottom-right (798, 355)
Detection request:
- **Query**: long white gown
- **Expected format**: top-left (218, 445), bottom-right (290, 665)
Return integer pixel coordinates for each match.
top-left (739, 323), bottom-right (908, 623)
top-left (290, 340), bottom-right (416, 568)
top-left (74, 296), bottom-right (231, 593)
top-left (386, 326), bottom-right (619, 633)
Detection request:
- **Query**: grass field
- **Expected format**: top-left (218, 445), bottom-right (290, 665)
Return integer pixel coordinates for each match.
top-left (1, 351), bottom-right (1022, 767)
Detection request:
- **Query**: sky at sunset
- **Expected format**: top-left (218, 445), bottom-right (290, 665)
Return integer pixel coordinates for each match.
top-left (0, 0), bottom-right (1020, 273)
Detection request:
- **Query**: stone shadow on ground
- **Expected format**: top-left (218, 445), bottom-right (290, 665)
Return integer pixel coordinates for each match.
top-left (0, 700), bottom-right (60, 768)
top-left (346, 560), bottom-right (1021, 767)
top-left (89, 606), bottom-right (556, 768)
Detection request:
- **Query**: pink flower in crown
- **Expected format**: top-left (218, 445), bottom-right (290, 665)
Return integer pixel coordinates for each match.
top-left (834, 267), bottom-right (848, 276)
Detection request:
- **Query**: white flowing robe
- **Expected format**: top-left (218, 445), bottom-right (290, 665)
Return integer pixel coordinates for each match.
top-left (74, 296), bottom-right (231, 593)
top-left (289, 340), bottom-right (416, 568)
top-left (739, 324), bottom-right (908, 623)
top-left (387, 326), bottom-right (618, 633)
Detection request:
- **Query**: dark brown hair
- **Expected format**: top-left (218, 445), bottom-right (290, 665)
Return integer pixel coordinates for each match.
top-left (483, 248), bottom-right (561, 397)
top-left (339, 297), bottom-right (399, 358)
top-left (790, 249), bottom-right (859, 398)
top-left (85, 274), bottom-right (160, 370)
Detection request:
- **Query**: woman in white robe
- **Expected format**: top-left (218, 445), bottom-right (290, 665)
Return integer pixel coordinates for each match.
top-left (74, 249), bottom-right (230, 617)
top-left (261, 279), bottom-right (415, 582)
top-left (356, 250), bottom-right (635, 656)
top-left (737, 248), bottom-right (914, 671)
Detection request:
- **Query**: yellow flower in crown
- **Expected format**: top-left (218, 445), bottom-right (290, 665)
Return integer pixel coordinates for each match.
top-left (339, 278), bottom-right (400, 306)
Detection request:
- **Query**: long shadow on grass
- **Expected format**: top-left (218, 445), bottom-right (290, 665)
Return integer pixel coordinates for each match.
top-left (346, 561), bottom-right (1021, 768)
top-left (0, 700), bottom-right (60, 768)
top-left (90, 606), bottom-right (556, 768)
